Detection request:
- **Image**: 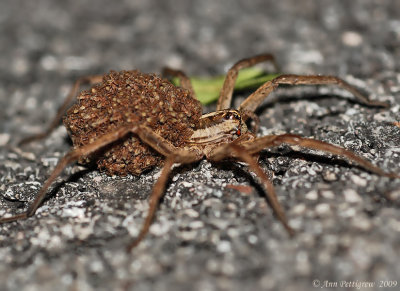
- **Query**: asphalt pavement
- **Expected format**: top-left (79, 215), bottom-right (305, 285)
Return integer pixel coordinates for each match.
top-left (0, 1), bottom-right (399, 290)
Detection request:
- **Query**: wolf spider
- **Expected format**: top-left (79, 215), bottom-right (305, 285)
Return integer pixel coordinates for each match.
top-left (1, 54), bottom-right (398, 252)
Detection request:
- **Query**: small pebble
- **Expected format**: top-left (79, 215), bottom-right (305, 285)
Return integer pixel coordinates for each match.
top-left (0, 133), bottom-right (10, 146)
top-left (343, 189), bottom-right (362, 203)
top-left (322, 170), bottom-right (338, 182)
top-left (305, 190), bottom-right (318, 201)
top-left (342, 31), bottom-right (363, 47)
top-left (315, 203), bottom-right (331, 216)
top-left (350, 175), bottom-right (367, 187)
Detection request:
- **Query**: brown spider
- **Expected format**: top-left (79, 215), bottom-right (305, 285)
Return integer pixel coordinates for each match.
top-left (1, 54), bottom-right (398, 252)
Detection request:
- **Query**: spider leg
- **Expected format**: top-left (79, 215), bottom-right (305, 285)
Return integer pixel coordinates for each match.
top-left (19, 75), bottom-right (103, 145)
top-left (126, 149), bottom-right (202, 252)
top-left (217, 53), bottom-right (279, 110)
top-left (238, 134), bottom-right (399, 178)
top-left (0, 124), bottom-right (201, 223)
top-left (239, 74), bottom-right (389, 113)
top-left (162, 67), bottom-right (196, 98)
top-left (208, 143), bottom-right (294, 236)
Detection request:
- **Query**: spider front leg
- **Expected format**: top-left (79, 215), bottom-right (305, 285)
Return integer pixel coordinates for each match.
top-left (240, 134), bottom-right (399, 179)
top-left (19, 75), bottom-right (103, 145)
top-left (217, 53), bottom-right (279, 110)
top-left (126, 148), bottom-right (202, 252)
top-left (2, 125), bottom-right (136, 223)
top-left (208, 143), bottom-right (294, 236)
top-left (1, 123), bottom-right (202, 226)
top-left (209, 134), bottom-right (398, 235)
top-left (239, 74), bottom-right (389, 113)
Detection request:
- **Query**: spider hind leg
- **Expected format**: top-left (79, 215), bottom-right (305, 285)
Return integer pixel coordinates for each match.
top-left (19, 75), bottom-right (103, 145)
top-left (241, 134), bottom-right (399, 179)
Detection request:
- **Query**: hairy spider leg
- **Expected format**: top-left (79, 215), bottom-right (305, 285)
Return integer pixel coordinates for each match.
top-left (0, 124), bottom-right (202, 224)
top-left (209, 143), bottom-right (294, 236)
top-left (240, 134), bottom-right (399, 179)
top-left (162, 67), bottom-right (197, 99)
top-left (208, 133), bottom-right (399, 235)
top-left (126, 149), bottom-right (202, 252)
top-left (19, 75), bottom-right (103, 145)
top-left (239, 74), bottom-right (389, 113)
top-left (217, 53), bottom-right (279, 110)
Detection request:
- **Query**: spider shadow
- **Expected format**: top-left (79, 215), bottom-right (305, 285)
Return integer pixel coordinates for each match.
top-left (212, 160), bottom-right (265, 195)
top-left (258, 149), bottom-right (356, 175)
top-left (37, 166), bottom-right (95, 208)
top-left (155, 145), bottom-right (361, 210)
top-left (203, 149), bottom-right (363, 218)
top-left (23, 109), bottom-right (376, 222)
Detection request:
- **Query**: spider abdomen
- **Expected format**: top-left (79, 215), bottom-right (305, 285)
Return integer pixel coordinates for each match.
top-left (63, 70), bottom-right (202, 175)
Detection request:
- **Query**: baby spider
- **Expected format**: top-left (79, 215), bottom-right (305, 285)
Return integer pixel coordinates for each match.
top-left (2, 53), bottom-right (398, 252)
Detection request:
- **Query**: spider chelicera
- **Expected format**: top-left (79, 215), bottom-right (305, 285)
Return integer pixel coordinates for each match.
top-left (1, 54), bottom-right (398, 252)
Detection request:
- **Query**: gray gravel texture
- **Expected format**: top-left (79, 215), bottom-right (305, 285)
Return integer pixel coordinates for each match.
top-left (1, 0), bottom-right (400, 290)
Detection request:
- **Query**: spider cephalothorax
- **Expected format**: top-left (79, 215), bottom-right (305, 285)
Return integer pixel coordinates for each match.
top-left (1, 53), bottom-right (398, 252)
top-left (188, 110), bottom-right (250, 145)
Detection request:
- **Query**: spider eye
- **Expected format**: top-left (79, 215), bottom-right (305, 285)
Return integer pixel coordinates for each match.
top-left (224, 112), bottom-right (239, 120)
top-left (224, 113), bottom-right (233, 120)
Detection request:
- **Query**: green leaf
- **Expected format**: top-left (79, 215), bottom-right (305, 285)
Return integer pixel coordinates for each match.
top-left (171, 68), bottom-right (281, 104)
